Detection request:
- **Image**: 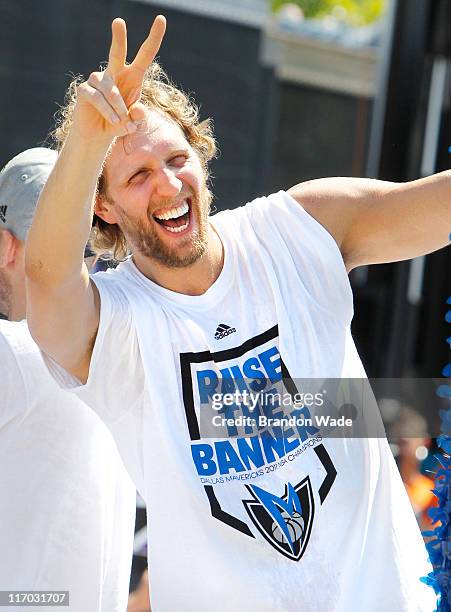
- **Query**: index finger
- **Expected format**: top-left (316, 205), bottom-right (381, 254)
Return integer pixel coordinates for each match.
top-left (108, 18), bottom-right (127, 77)
top-left (131, 15), bottom-right (166, 74)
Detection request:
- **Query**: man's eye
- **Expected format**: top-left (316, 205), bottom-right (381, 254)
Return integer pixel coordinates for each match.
top-left (169, 155), bottom-right (187, 166)
top-left (129, 170), bottom-right (148, 183)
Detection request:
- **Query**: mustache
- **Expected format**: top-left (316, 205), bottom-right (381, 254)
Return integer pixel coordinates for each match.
top-left (147, 190), bottom-right (196, 216)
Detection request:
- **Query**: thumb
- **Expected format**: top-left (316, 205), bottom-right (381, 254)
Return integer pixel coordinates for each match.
top-left (122, 102), bottom-right (149, 155)
top-left (129, 102), bottom-right (148, 124)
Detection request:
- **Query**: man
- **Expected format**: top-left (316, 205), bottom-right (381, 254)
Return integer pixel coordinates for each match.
top-left (25, 16), bottom-right (448, 610)
top-left (0, 148), bottom-right (136, 611)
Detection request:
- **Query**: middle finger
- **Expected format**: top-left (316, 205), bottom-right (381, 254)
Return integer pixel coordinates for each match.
top-left (131, 15), bottom-right (166, 74)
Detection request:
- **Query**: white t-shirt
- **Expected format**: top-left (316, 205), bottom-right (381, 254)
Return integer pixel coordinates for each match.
top-left (0, 320), bottom-right (136, 611)
top-left (49, 191), bottom-right (436, 612)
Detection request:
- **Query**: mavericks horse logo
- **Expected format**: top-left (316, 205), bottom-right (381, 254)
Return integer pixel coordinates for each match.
top-left (243, 477), bottom-right (314, 561)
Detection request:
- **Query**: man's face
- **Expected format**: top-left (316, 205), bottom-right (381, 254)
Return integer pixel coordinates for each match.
top-left (0, 233), bottom-right (23, 319)
top-left (100, 107), bottom-right (211, 268)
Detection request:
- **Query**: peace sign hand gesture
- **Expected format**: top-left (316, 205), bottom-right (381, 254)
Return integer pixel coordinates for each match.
top-left (73, 15), bottom-right (166, 141)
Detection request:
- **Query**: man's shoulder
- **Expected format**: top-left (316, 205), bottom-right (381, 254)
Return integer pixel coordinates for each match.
top-left (214, 191), bottom-right (287, 215)
top-left (211, 191), bottom-right (289, 230)
top-left (0, 319), bottom-right (38, 358)
top-left (90, 264), bottom-right (135, 312)
top-left (91, 261), bottom-right (135, 294)
top-left (0, 320), bottom-right (45, 409)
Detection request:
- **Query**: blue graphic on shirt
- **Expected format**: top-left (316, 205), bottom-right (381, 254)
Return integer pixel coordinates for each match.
top-left (196, 345), bottom-right (281, 402)
top-left (191, 345), bottom-right (319, 476)
top-left (179, 326), bottom-right (336, 559)
top-left (249, 482), bottom-right (303, 554)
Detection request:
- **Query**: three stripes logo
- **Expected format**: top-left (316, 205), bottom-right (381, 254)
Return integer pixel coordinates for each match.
top-left (0, 205), bottom-right (7, 223)
top-left (214, 323), bottom-right (236, 340)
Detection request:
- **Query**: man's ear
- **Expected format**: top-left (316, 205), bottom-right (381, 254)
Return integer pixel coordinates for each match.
top-left (95, 192), bottom-right (119, 224)
top-left (0, 230), bottom-right (18, 269)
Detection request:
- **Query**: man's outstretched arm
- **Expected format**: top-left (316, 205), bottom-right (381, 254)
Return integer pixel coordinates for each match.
top-left (25, 16), bottom-right (166, 382)
top-left (289, 173), bottom-right (451, 272)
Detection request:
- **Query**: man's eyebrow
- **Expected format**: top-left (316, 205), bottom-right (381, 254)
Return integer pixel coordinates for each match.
top-left (119, 165), bottom-right (150, 182)
top-left (168, 147), bottom-right (190, 156)
top-left (120, 149), bottom-right (189, 182)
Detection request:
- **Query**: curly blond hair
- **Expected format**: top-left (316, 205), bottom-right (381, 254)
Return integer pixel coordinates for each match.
top-left (52, 62), bottom-right (217, 260)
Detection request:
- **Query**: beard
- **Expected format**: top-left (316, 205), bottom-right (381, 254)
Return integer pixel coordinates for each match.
top-left (0, 270), bottom-right (11, 319)
top-left (113, 186), bottom-right (212, 268)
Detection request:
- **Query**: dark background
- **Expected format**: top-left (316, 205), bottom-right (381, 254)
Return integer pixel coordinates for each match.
top-left (0, 0), bottom-right (449, 379)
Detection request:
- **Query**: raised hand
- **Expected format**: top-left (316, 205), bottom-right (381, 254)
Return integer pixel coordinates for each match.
top-left (72, 15), bottom-right (166, 141)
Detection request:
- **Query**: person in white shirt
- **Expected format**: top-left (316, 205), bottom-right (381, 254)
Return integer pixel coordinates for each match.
top-left (0, 148), bottom-right (136, 611)
top-left (25, 16), bottom-right (450, 611)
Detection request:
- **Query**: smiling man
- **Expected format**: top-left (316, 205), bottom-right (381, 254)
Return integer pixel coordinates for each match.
top-left (25, 15), bottom-right (449, 611)
top-left (94, 103), bottom-right (214, 277)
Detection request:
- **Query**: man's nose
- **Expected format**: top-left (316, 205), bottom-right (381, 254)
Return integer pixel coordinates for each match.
top-left (153, 167), bottom-right (182, 198)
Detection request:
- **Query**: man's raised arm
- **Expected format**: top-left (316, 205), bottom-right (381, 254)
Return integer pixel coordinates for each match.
top-left (25, 16), bottom-right (166, 382)
top-left (289, 174), bottom-right (451, 272)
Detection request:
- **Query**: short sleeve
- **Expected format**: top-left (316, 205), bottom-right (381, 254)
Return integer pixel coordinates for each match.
top-left (44, 271), bottom-right (146, 425)
top-left (244, 190), bottom-right (353, 320)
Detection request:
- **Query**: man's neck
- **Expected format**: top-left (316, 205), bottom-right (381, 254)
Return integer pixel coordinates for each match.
top-left (0, 274), bottom-right (25, 321)
top-left (7, 291), bottom-right (26, 322)
top-left (132, 225), bottom-right (224, 295)
top-left (6, 302), bottom-right (25, 322)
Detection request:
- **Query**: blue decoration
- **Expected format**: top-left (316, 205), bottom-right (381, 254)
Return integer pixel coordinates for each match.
top-left (422, 296), bottom-right (451, 611)
top-left (437, 385), bottom-right (451, 400)
top-left (439, 409), bottom-right (451, 432)
top-left (437, 435), bottom-right (451, 454)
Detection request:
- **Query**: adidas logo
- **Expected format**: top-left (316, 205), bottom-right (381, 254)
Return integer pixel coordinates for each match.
top-left (0, 205), bottom-right (7, 223)
top-left (215, 323), bottom-right (236, 340)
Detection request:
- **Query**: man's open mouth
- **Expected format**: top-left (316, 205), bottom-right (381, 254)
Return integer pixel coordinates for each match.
top-left (153, 199), bottom-right (191, 234)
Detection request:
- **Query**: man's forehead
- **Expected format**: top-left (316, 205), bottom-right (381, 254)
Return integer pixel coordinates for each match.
top-left (107, 108), bottom-right (188, 176)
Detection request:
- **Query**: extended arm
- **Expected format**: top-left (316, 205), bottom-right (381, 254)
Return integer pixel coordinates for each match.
top-left (26, 133), bottom-right (109, 381)
top-left (25, 17), bottom-right (166, 382)
top-left (289, 172), bottom-right (451, 271)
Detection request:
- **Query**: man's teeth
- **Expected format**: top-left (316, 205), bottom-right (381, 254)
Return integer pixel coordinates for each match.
top-left (165, 221), bottom-right (189, 233)
top-left (154, 201), bottom-right (189, 221)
